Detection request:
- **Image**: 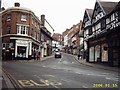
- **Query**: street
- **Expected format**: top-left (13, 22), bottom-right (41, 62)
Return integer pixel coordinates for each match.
top-left (2, 53), bottom-right (119, 90)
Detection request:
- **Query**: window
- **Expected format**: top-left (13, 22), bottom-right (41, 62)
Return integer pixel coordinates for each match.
top-left (111, 13), bottom-right (115, 21)
top-left (86, 29), bottom-right (89, 36)
top-left (17, 25), bottom-right (29, 35)
top-left (7, 15), bottom-right (11, 21)
top-left (31, 28), bottom-right (34, 37)
top-left (17, 46), bottom-right (26, 58)
top-left (21, 15), bottom-right (27, 21)
top-left (41, 34), bottom-right (44, 41)
top-left (89, 28), bottom-right (92, 35)
top-left (2, 43), bottom-right (6, 48)
top-left (6, 26), bottom-right (10, 34)
top-left (101, 19), bottom-right (106, 30)
top-left (32, 18), bottom-right (34, 25)
top-left (106, 17), bottom-right (110, 24)
top-left (6, 43), bottom-right (9, 49)
top-left (34, 31), bottom-right (36, 39)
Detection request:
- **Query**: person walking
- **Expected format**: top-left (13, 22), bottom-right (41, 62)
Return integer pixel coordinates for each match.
top-left (37, 52), bottom-right (40, 60)
top-left (77, 53), bottom-right (80, 60)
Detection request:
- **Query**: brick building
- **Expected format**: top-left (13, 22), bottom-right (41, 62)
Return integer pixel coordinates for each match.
top-left (40, 15), bottom-right (53, 57)
top-left (52, 33), bottom-right (62, 51)
top-left (1, 3), bottom-right (41, 60)
top-left (62, 29), bottom-right (69, 53)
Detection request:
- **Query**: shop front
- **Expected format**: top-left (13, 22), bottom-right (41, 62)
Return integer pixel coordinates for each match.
top-left (15, 40), bottom-right (29, 59)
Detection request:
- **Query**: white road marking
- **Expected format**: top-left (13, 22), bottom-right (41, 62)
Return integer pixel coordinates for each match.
top-left (82, 85), bottom-right (88, 88)
top-left (43, 75), bottom-right (55, 78)
top-left (87, 74), bottom-right (106, 76)
top-left (105, 77), bottom-right (119, 81)
top-left (42, 65), bottom-right (46, 67)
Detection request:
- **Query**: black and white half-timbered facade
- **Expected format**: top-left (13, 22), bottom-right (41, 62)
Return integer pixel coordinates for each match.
top-left (83, 9), bottom-right (93, 62)
top-left (83, 0), bottom-right (120, 66)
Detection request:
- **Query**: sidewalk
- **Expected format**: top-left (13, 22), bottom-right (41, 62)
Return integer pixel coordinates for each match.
top-left (71, 54), bottom-right (119, 72)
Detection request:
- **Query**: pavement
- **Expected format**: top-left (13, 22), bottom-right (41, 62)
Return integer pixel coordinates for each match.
top-left (68, 53), bottom-right (119, 72)
top-left (1, 53), bottom-right (119, 89)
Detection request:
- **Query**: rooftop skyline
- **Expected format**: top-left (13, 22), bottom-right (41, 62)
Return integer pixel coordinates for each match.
top-left (2, 0), bottom-right (119, 34)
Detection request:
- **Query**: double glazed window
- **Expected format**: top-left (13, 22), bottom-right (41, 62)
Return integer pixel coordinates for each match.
top-left (17, 25), bottom-right (29, 35)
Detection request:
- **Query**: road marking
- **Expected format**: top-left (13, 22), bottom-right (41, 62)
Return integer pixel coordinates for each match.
top-left (72, 61), bottom-right (74, 63)
top-left (30, 80), bottom-right (49, 86)
top-left (42, 65), bottom-right (46, 67)
top-left (86, 73), bottom-right (106, 77)
top-left (105, 77), bottom-right (119, 81)
top-left (18, 80), bottom-right (49, 87)
top-left (18, 80), bottom-right (34, 87)
top-left (82, 85), bottom-right (88, 88)
top-left (41, 75), bottom-right (62, 86)
top-left (43, 75), bottom-right (55, 77)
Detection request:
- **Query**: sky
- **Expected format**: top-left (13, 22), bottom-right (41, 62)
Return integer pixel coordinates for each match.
top-left (1, 0), bottom-right (119, 34)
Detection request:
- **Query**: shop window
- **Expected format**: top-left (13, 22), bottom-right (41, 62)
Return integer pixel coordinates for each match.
top-left (6, 43), bottom-right (9, 49)
top-left (17, 46), bottom-right (26, 58)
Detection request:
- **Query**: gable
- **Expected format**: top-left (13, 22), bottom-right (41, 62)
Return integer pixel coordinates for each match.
top-left (92, 0), bottom-right (105, 24)
top-left (83, 9), bottom-right (92, 28)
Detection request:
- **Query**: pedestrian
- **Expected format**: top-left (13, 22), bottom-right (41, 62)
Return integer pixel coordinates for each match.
top-left (37, 52), bottom-right (39, 60)
top-left (77, 53), bottom-right (80, 60)
top-left (34, 52), bottom-right (36, 60)
top-left (38, 52), bottom-right (41, 60)
top-left (35, 52), bottom-right (38, 60)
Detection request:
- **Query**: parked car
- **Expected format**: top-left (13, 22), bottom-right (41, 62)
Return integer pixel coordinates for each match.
top-left (54, 49), bottom-right (61, 58)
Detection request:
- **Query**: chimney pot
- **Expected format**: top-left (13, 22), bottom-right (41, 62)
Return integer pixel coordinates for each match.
top-left (14, 2), bottom-right (20, 7)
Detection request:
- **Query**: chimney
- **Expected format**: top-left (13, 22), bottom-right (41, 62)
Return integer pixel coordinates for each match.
top-left (14, 2), bottom-right (20, 7)
top-left (1, 7), bottom-right (5, 11)
top-left (41, 14), bottom-right (45, 26)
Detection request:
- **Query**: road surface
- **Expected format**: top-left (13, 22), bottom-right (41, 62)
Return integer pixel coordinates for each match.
top-left (2, 53), bottom-right (119, 90)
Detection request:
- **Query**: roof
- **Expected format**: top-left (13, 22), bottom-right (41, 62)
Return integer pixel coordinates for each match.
top-left (1, 6), bottom-right (40, 23)
top-left (86, 9), bottom-right (93, 19)
top-left (99, 1), bottom-right (118, 14)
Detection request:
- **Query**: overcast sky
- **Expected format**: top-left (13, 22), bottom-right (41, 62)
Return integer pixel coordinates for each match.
top-left (2, 0), bottom-right (119, 34)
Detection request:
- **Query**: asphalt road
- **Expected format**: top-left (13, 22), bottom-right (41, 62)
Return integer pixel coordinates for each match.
top-left (2, 53), bottom-right (119, 90)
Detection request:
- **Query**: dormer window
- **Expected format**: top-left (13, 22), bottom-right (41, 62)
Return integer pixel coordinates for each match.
top-left (21, 15), bottom-right (27, 21)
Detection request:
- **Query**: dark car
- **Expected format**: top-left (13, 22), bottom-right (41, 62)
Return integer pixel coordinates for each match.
top-left (54, 49), bottom-right (61, 58)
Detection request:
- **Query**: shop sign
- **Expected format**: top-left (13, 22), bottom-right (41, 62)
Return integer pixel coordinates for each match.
top-left (10, 48), bottom-right (14, 50)
top-left (16, 40), bottom-right (28, 45)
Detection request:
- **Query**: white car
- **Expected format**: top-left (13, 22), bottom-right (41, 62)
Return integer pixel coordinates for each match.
top-left (54, 49), bottom-right (61, 58)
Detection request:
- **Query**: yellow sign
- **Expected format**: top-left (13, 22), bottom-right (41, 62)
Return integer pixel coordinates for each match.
top-left (10, 48), bottom-right (14, 50)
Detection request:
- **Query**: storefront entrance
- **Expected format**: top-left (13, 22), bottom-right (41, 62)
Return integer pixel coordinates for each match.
top-left (17, 46), bottom-right (26, 58)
